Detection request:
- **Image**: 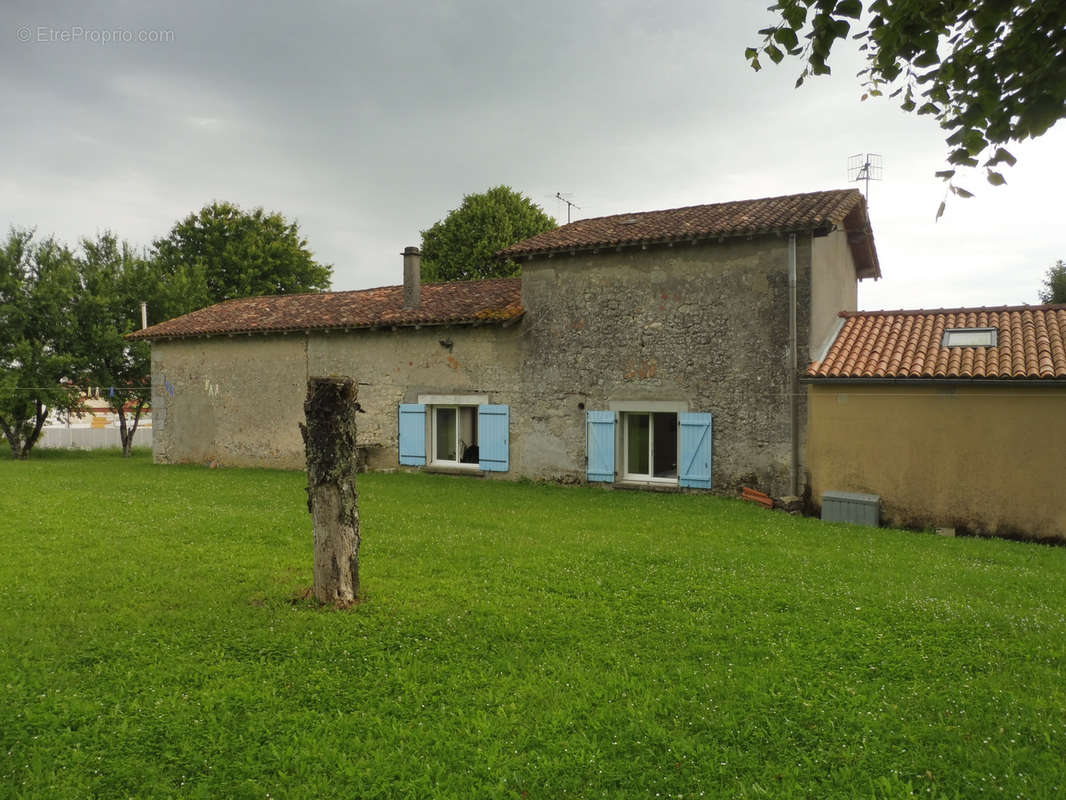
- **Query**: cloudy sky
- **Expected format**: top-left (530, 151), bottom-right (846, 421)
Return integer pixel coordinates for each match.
top-left (3, 0), bottom-right (1063, 311)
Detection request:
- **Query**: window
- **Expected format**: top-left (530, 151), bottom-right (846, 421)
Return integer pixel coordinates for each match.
top-left (942, 328), bottom-right (997, 347)
top-left (587, 409), bottom-right (712, 488)
top-left (622, 411), bottom-right (678, 482)
top-left (432, 405), bottom-right (479, 466)
top-left (398, 401), bottom-right (509, 472)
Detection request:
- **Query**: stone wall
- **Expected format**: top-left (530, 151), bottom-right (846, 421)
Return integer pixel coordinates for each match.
top-left (516, 234), bottom-right (818, 495)
top-left (308, 325), bottom-right (523, 469)
top-left (152, 336), bottom-right (307, 468)
top-left (152, 231), bottom-right (857, 497)
top-left (151, 326), bottom-right (523, 470)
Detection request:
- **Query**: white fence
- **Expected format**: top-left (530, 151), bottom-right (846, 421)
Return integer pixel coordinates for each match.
top-left (38, 426), bottom-right (153, 450)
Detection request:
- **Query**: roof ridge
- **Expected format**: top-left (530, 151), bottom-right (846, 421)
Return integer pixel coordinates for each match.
top-left (129, 277), bottom-right (525, 341)
top-left (843, 303), bottom-right (1066, 318)
top-left (191, 276), bottom-right (525, 308)
top-left (497, 187), bottom-right (877, 279)
top-left (555, 188), bottom-right (862, 227)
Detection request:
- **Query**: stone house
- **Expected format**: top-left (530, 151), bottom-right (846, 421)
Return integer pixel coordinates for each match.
top-left (129, 188), bottom-right (880, 497)
top-left (806, 305), bottom-right (1066, 539)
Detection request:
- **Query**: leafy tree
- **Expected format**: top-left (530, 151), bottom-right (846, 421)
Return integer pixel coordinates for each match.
top-left (0, 230), bottom-right (83, 459)
top-left (71, 233), bottom-right (161, 457)
top-left (420, 186), bottom-right (557, 282)
top-left (1039, 260), bottom-right (1066, 304)
top-left (746, 1), bottom-right (1066, 203)
top-left (153, 201), bottom-right (332, 310)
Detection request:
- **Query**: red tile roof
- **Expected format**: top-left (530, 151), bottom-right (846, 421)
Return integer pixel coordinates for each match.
top-left (498, 188), bottom-right (880, 279)
top-left (809, 305), bottom-right (1066, 380)
top-left (128, 278), bottom-right (523, 341)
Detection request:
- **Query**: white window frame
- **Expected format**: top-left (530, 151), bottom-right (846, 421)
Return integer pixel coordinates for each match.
top-left (419, 394), bottom-right (487, 470)
top-left (619, 410), bottom-right (680, 485)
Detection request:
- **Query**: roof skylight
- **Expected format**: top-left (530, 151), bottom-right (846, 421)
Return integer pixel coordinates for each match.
top-left (942, 328), bottom-right (998, 347)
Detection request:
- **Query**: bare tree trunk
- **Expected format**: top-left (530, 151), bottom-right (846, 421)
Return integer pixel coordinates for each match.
top-left (300, 376), bottom-right (361, 608)
top-left (110, 395), bottom-right (148, 457)
top-left (6, 403), bottom-right (49, 459)
top-left (0, 417), bottom-right (20, 459)
top-left (117, 406), bottom-right (130, 457)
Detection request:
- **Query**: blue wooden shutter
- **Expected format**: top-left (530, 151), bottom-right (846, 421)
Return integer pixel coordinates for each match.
top-left (478, 405), bottom-right (509, 472)
top-left (398, 404), bottom-right (426, 466)
top-left (586, 411), bottom-right (616, 482)
top-left (679, 412), bottom-right (712, 488)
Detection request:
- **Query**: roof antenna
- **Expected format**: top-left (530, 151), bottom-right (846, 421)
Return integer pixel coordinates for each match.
top-left (847, 153), bottom-right (883, 206)
top-left (554, 192), bottom-right (581, 224)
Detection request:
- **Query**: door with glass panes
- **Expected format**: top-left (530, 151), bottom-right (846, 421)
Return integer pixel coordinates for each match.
top-left (622, 411), bottom-right (678, 482)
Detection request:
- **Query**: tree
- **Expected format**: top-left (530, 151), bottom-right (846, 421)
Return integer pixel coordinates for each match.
top-left (1039, 260), bottom-right (1066, 304)
top-left (71, 233), bottom-right (161, 457)
top-left (746, 1), bottom-right (1066, 204)
top-left (153, 201), bottom-right (332, 311)
top-left (0, 230), bottom-right (83, 459)
top-left (420, 186), bottom-right (557, 282)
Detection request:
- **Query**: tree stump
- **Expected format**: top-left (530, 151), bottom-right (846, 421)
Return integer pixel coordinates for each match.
top-left (301, 377), bottom-right (361, 607)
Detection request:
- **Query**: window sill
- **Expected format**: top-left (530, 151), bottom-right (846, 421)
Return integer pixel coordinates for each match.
top-left (425, 464), bottom-right (485, 477)
top-left (614, 480), bottom-right (680, 492)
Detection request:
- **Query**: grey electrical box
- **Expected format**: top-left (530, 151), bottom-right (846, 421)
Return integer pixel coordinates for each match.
top-left (821, 490), bottom-right (880, 526)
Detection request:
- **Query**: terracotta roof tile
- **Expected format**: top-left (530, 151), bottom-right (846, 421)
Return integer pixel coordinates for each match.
top-left (810, 305), bottom-right (1066, 381)
top-left (498, 188), bottom-right (881, 279)
top-left (128, 278), bottom-right (523, 341)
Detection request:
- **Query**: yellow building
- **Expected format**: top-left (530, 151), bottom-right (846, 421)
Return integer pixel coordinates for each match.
top-left (806, 305), bottom-right (1066, 540)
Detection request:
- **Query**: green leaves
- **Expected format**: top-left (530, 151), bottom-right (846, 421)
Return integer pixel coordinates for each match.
top-left (747, 0), bottom-right (1066, 196)
top-left (986, 170), bottom-right (1006, 186)
top-left (1038, 260), bottom-right (1066, 304)
top-left (69, 233), bottom-right (159, 455)
top-left (836, 0), bottom-right (863, 19)
top-left (152, 202), bottom-right (332, 310)
top-left (773, 27), bottom-right (799, 50)
top-left (781, 2), bottom-right (808, 28)
top-left (0, 230), bottom-right (82, 457)
top-left (2, 204), bottom-right (335, 458)
top-left (420, 186), bottom-right (557, 283)
top-left (985, 147), bottom-right (1016, 168)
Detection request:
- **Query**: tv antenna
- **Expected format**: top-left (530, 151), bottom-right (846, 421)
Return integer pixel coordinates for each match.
top-left (554, 192), bottom-right (581, 224)
top-left (848, 153), bottom-right (883, 204)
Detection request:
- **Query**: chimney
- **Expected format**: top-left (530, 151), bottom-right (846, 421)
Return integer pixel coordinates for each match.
top-left (402, 246), bottom-right (421, 309)
top-left (140, 301), bottom-right (148, 330)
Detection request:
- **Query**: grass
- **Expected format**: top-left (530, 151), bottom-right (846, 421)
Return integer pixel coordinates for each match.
top-left (2, 451), bottom-right (1066, 798)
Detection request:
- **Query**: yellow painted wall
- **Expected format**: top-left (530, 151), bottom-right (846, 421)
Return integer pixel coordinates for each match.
top-left (810, 229), bottom-right (857, 355)
top-left (808, 383), bottom-right (1066, 540)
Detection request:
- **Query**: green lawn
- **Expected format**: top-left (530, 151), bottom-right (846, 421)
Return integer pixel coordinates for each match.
top-left (2, 451), bottom-right (1065, 799)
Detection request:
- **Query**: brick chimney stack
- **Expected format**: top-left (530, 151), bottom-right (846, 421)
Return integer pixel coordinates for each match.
top-left (402, 246), bottom-right (421, 309)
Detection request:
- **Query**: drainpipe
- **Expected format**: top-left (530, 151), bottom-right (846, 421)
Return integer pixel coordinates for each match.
top-left (788, 233), bottom-right (799, 497)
